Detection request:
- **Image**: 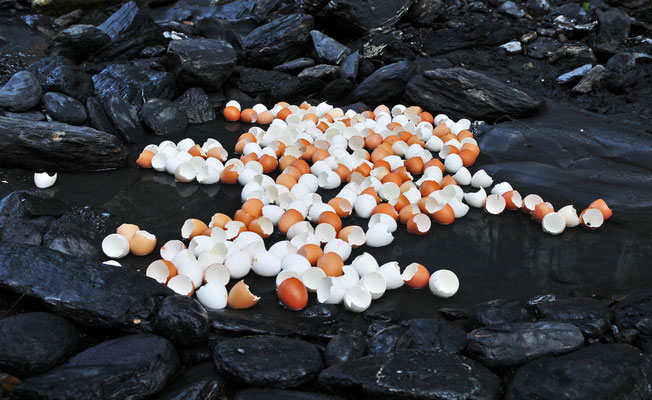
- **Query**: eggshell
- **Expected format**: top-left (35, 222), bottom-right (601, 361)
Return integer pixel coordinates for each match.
top-left (182, 218), bottom-right (209, 240)
top-left (224, 251), bottom-right (252, 279)
top-left (360, 272), bottom-right (387, 299)
top-left (167, 275), bottom-right (194, 296)
top-left (354, 194), bottom-right (377, 218)
top-left (378, 261), bottom-right (404, 289)
top-left (224, 221), bottom-right (246, 240)
top-left (302, 267), bottom-right (327, 292)
top-left (228, 280), bottom-right (260, 309)
top-left (429, 269), bottom-right (459, 298)
top-left (464, 187), bottom-right (487, 208)
top-left (282, 253), bottom-right (311, 274)
top-left (343, 286), bottom-right (372, 312)
top-left (34, 172), bottom-right (58, 189)
top-left (116, 223), bottom-right (139, 241)
top-left (471, 169), bottom-right (493, 188)
top-left (328, 197), bottom-right (353, 217)
top-left (196, 282), bottom-right (228, 309)
top-left (248, 217), bottom-right (274, 238)
top-left (210, 213), bottom-right (232, 229)
top-left (532, 202), bottom-right (554, 222)
top-left (277, 277), bottom-right (308, 310)
top-left (337, 225), bottom-right (366, 247)
top-left (129, 230), bottom-right (157, 256)
top-left (402, 263), bottom-right (429, 288)
top-left (351, 252), bottom-right (379, 276)
top-left (278, 209), bottom-right (304, 235)
top-left (490, 181), bottom-right (513, 196)
top-left (588, 198), bottom-right (612, 220)
top-left (484, 194), bottom-right (506, 215)
top-left (204, 263), bottom-right (230, 286)
top-left (406, 213), bottom-right (431, 235)
top-left (580, 207), bottom-right (604, 230)
top-left (502, 190), bottom-right (523, 210)
top-left (542, 212), bottom-right (566, 235)
top-left (177, 260), bottom-right (204, 289)
top-left (323, 239), bottom-right (352, 261)
top-left (432, 204), bottom-right (455, 224)
top-left (316, 277), bottom-right (346, 304)
top-left (102, 233), bottom-right (131, 259)
top-left (558, 205), bottom-right (580, 227)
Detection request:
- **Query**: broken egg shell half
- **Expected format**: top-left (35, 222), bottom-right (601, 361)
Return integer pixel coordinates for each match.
top-left (343, 286), bottom-right (372, 313)
top-left (227, 280), bottom-right (260, 309)
top-left (116, 223), bottom-right (140, 241)
top-left (204, 263), bottom-right (231, 286)
top-left (34, 172), bottom-right (57, 189)
top-left (557, 205), bottom-right (580, 227)
top-left (378, 261), bottom-right (404, 290)
top-left (145, 259), bottom-right (178, 284)
top-left (402, 263), bottom-right (430, 289)
top-left (167, 275), bottom-right (195, 296)
top-left (196, 281), bottom-right (228, 310)
top-left (580, 208), bottom-right (604, 230)
top-left (224, 250), bottom-right (252, 279)
top-left (542, 212), bottom-right (566, 235)
top-left (251, 251), bottom-right (282, 277)
top-left (101, 233), bottom-right (130, 259)
top-left (129, 230), bottom-right (157, 256)
top-left (429, 269), bottom-right (459, 298)
top-left (360, 272), bottom-right (387, 299)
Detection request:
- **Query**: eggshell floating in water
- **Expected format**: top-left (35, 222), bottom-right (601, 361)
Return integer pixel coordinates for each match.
top-left (429, 269), bottom-right (459, 298)
top-left (277, 277), bottom-right (308, 310)
top-left (302, 267), bottom-right (326, 292)
top-left (116, 223), bottom-right (139, 241)
top-left (196, 282), bottom-right (228, 310)
top-left (378, 261), bottom-right (404, 289)
top-left (167, 275), bottom-right (194, 296)
top-left (102, 233), bottom-right (130, 259)
top-left (130, 230), bottom-right (157, 256)
top-left (34, 172), bottom-right (57, 189)
top-left (227, 280), bottom-right (259, 309)
top-left (558, 205), bottom-right (580, 227)
top-left (588, 198), bottom-right (612, 220)
top-left (360, 272), bottom-right (387, 300)
top-left (316, 277), bottom-right (346, 304)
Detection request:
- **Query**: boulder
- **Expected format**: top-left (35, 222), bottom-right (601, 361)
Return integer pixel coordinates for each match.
top-left (0, 312), bottom-right (79, 378)
top-left (0, 191), bottom-right (68, 248)
top-left (532, 297), bottom-right (611, 337)
top-left (167, 38), bottom-right (237, 89)
top-left (93, 64), bottom-right (176, 107)
top-left (213, 336), bottom-right (323, 388)
top-left (0, 71), bottom-right (42, 112)
top-left (324, 333), bottom-right (366, 367)
top-left (154, 295), bottom-right (210, 347)
top-left (140, 99), bottom-right (188, 135)
top-left (86, 96), bottom-right (119, 136)
top-left (26, 55), bottom-right (75, 85)
top-left (469, 298), bottom-right (530, 328)
top-left (228, 66), bottom-right (323, 105)
top-left (318, 350), bottom-right (500, 399)
top-left (42, 206), bottom-right (110, 261)
top-left (399, 318), bottom-right (467, 353)
top-left (13, 334), bottom-right (179, 400)
top-left (467, 321), bottom-right (585, 367)
top-left (353, 61), bottom-right (413, 104)
top-left (406, 68), bottom-right (544, 121)
top-left (613, 286), bottom-right (652, 330)
top-left (102, 94), bottom-right (144, 143)
top-left (43, 92), bottom-right (87, 125)
top-left (243, 13), bottom-right (314, 68)
top-left (173, 87), bottom-right (216, 124)
top-left (31, 0), bottom-right (122, 15)
top-left (97, 1), bottom-right (153, 40)
top-left (595, 7), bottom-right (631, 50)
top-left (322, 0), bottom-right (415, 34)
top-left (298, 65), bottom-right (340, 80)
top-left (310, 30), bottom-right (350, 65)
top-left (406, 0), bottom-right (445, 26)
top-left (506, 344), bottom-right (652, 399)
top-left (339, 52), bottom-right (359, 81)
top-left (156, 362), bottom-right (225, 400)
top-left (43, 65), bottom-right (94, 102)
top-left (48, 24), bottom-right (110, 62)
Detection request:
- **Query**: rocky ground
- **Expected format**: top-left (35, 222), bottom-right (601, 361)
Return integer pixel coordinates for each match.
top-left (0, 0), bottom-right (651, 399)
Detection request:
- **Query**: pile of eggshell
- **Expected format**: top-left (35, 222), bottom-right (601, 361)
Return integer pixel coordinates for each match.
top-left (118, 99), bottom-right (612, 313)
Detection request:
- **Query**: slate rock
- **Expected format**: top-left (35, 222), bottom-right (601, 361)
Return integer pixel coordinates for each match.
top-left (0, 192), bottom-right (68, 247)
top-left (26, 55), bottom-right (75, 85)
top-left (572, 65), bottom-right (606, 94)
top-left (339, 52), bottom-right (359, 81)
top-left (90, 25), bottom-right (166, 62)
top-left (155, 295), bottom-right (209, 347)
top-left (103, 94), bottom-right (144, 143)
top-left (1, 111), bottom-right (45, 121)
top-left (549, 44), bottom-right (596, 69)
top-left (92, 63), bottom-right (176, 107)
top-left (140, 99), bottom-right (187, 135)
top-left (406, 0), bottom-right (445, 26)
top-left (53, 8), bottom-right (83, 28)
top-left (86, 96), bottom-right (118, 136)
top-left (596, 7), bottom-right (631, 48)
top-left (399, 318), bottom-right (467, 353)
top-left (173, 87), bottom-right (216, 124)
top-left (325, 333), bottom-right (366, 367)
top-left (355, 34), bottom-right (416, 65)
top-left (550, 3), bottom-right (588, 23)
top-left (44, 65), bottom-right (94, 102)
top-left (42, 206), bottom-right (110, 261)
top-left (531, 297), bottom-right (611, 337)
top-left (156, 362), bottom-right (225, 400)
top-left (273, 58), bottom-right (316, 74)
top-left (167, 38), bottom-right (237, 89)
top-left (470, 298), bottom-right (530, 328)
top-left (0, 312), bottom-right (78, 378)
top-left (556, 64), bottom-right (593, 84)
top-left (243, 13), bottom-right (314, 68)
top-left (141, 45), bottom-right (166, 58)
top-left (310, 30), bottom-right (350, 65)
top-left (213, 336), bottom-right (323, 388)
top-left (613, 286), bottom-right (652, 329)
top-left (526, 0), bottom-right (550, 17)
top-left (615, 328), bottom-right (640, 344)
top-left (299, 304), bottom-right (340, 325)
top-left (31, 0), bottom-right (122, 15)
top-left (228, 66), bottom-right (323, 105)
top-left (506, 344), bottom-right (652, 400)
top-left (323, 0), bottom-right (415, 34)
top-left (43, 92), bottom-right (87, 125)
top-left (319, 79), bottom-right (354, 103)
top-left (526, 37), bottom-right (561, 59)
top-left (49, 24), bottom-right (110, 62)
top-left (635, 318), bottom-right (652, 336)
top-left (353, 61), bottom-right (413, 104)
top-left (298, 64), bottom-right (340, 80)
top-left (607, 52), bottom-right (636, 72)
top-left (467, 321), bottom-right (585, 367)
top-left (366, 322), bottom-right (402, 354)
top-left (234, 388), bottom-right (344, 400)
top-left (13, 334), bottom-right (179, 400)
top-left (406, 68), bottom-right (544, 121)
top-left (97, 1), bottom-right (153, 40)
top-left (0, 71), bottom-right (41, 112)
top-left (499, 1), bottom-right (526, 17)
top-left (319, 350), bottom-right (500, 399)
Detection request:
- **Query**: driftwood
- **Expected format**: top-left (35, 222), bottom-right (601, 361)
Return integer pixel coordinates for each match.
top-left (0, 116), bottom-right (129, 171)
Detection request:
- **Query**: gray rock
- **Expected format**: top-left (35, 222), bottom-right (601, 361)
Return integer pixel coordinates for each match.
top-left (43, 92), bottom-right (87, 125)
top-left (596, 7), bottom-right (631, 49)
top-left (53, 8), bottom-right (83, 28)
top-left (613, 286), bottom-right (652, 330)
top-left (526, 0), bottom-right (550, 17)
top-left (0, 312), bottom-right (79, 378)
top-left (470, 298), bottom-right (530, 328)
top-left (0, 191), bottom-right (67, 248)
top-left (323, 0), bottom-right (415, 33)
top-left (353, 61), bottom-right (413, 104)
top-left (406, 68), bottom-right (544, 121)
top-left (86, 96), bottom-right (118, 136)
top-left (499, 1), bottom-right (526, 17)
top-left (140, 99), bottom-right (187, 135)
top-left (173, 88), bottom-right (216, 124)
top-left (26, 55), bottom-right (75, 85)
top-left (506, 344), bottom-right (652, 400)
top-left (526, 37), bottom-right (561, 59)
top-left (1, 111), bottom-right (45, 121)
top-left (571, 65), bottom-right (606, 94)
top-left (13, 334), bottom-right (179, 400)
top-left (0, 71), bottom-right (42, 112)
top-left (607, 52), bottom-right (636, 72)
top-left (550, 44), bottom-right (596, 69)
top-left (97, 1), bottom-right (153, 40)
top-left (167, 38), bottom-right (237, 89)
top-left (325, 333), bottom-right (366, 367)
top-left (400, 318), bottom-right (467, 353)
top-left (310, 30), bottom-right (350, 65)
top-left (154, 295), bottom-right (209, 347)
top-left (273, 57), bottom-right (316, 74)
top-left (42, 206), bottom-right (109, 260)
top-left (319, 350), bottom-right (500, 399)
top-left (213, 336), bottom-right (323, 389)
top-left (339, 52), bottom-right (359, 81)
top-left (298, 64), bottom-right (340, 80)
top-left (635, 318), bottom-right (652, 336)
top-left (551, 3), bottom-right (588, 23)
top-left (244, 13), bottom-right (314, 68)
top-left (49, 24), bottom-right (110, 62)
top-left (467, 321), bottom-right (585, 367)
top-left (92, 64), bottom-right (176, 107)
top-left (44, 65), bottom-right (94, 103)
top-left (501, 41), bottom-right (522, 54)
top-left (556, 64), bottom-right (593, 84)
top-left (531, 297), bottom-right (611, 337)
top-left (31, 0), bottom-right (122, 15)
top-left (103, 94), bottom-right (144, 143)
top-left (156, 362), bottom-right (225, 400)
top-left (406, 0), bottom-right (445, 26)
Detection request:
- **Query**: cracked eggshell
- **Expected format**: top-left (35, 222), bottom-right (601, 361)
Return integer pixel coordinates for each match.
top-left (402, 263), bottom-right (429, 288)
top-left (378, 261), bottom-right (404, 289)
top-left (146, 260), bottom-right (177, 284)
top-left (558, 205), bottom-right (580, 227)
top-left (102, 233), bottom-right (130, 259)
top-left (302, 267), bottom-right (327, 292)
top-left (580, 208), bottom-right (604, 230)
top-left (542, 212), bottom-right (566, 235)
top-left (277, 277), bottom-right (308, 310)
top-left (167, 275), bottom-right (194, 296)
top-left (251, 251), bottom-right (282, 277)
top-left (365, 223), bottom-right (394, 247)
top-left (323, 238), bottom-right (352, 261)
top-left (276, 270), bottom-right (301, 287)
top-left (471, 169), bottom-right (493, 189)
top-left (281, 253), bottom-right (311, 274)
top-left (429, 269), bottom-right (459, 298)
top-left (228, 280), bottom-right (260, 309)
top-left (337, 265), bottom-right (360, 289)
top-left (484, 194), bottom-right (506, 215)
top-left (343, 286), bottom-right (372, 312)
top-left (463, 187), bottom-right (487, 208)
top-left (196, 282), bottom-right (228, 310)
top-left (317, 277), bottom-right (346, 304)
top-left (224, 250), bottom-right (252, 279)
top-left (129, 230), bottom-right (157, 256)
top-left (490, 182), bottom-right (513, 196)
top-left (34, 172), bottom-right (57, 189)
top-left (360, 272), bottom-right (387, 299)
top-left (177, 260), bottom-right (204, 289)
top-left (354, 194), bottom-right (377, 218)
top-left (351, 252), bottom-right (379, 276)
top-left (369, 213), bottom-right (397, 233)
top-left (204, 263), bottom-right (230, 286)
top-left (269, 240), bottom-right (297, 260)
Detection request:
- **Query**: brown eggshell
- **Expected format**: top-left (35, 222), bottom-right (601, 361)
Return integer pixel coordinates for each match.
top-left (228, 280), bottom-right (260, 309)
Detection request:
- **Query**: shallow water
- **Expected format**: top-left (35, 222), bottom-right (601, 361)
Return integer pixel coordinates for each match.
top-left (2, 106), bottom-right (650, 319)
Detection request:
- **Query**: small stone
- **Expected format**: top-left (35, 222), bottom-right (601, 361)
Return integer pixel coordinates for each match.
top-left (167, 38), bottom-right (237, 89)
top-left (339, 51), bottom-right (359, 81)
top-left (298, 64), bottom-right (340, 80)
top-left (243, 13), bottom-right (314, 68)
top-left (174, 87), bottom-right (216, 124)
top-left (43, 92), bottom-right (87, 125)
top-left (97, 1), bottom-right (153, 40)
top-left (44, 65), bottom-right (94, 103)
top-left (103, 94), bottom-right (144, 143)
top-left (525, 0), bottom-right (550, 17)
top-left (571, 65), bottom-right (606, 94)
top-left (140, 99), bottom-right (188, 136)
top-left (606, 52), bottom-right (636, 72)
top-left (273, 57), bottom-right (316, 74)
top-left (49, 24), bottom-right (111, 63)
top-left (556, 64), bottom-right (593, 85)
top-left (325, 333), bottom-right (366, 366)
top-left (86, 96), bottom-right (118, 137)
top-left (470, 298), bottom-right (529, 328)
top-left (500, 41), bottom-right (522, 54)
top-left (310, 30), bottom-right (350, 65)
top-left (550, 44), bottom-right (596, 68)
top-left (521, 31), bottom-right (537, 44)
top-left (498, 1), bottom-right (526, 18)
top-left (53, 9), bottom-right (83, 28)
top-left (0, 71), bottom-right (42, 112)
top-left (532, 297), bottom-right (612, 337)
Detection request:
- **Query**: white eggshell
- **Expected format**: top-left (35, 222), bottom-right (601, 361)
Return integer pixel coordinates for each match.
top-left (196, 282), bottom-right (228, 309)
top-left (343, 286), bottom-right (372, 312)
top-left (429, 269), bottom-right (459, 298)
top-left (378, 261), bottom-right (404, 289)
top-left (101, 233), bottom-right (130, 259)
top-left (251, 251), bottom-right (282, 277)
top-left (34, 172), bottom-right (57, 189)
top-left (351, 252), bottom-right (379, 276)
top-left (224, 251), bottom-right (252, 279)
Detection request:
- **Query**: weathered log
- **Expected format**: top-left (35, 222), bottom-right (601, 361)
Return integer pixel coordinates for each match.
top-left (0, 116), bottom-right (129, 171)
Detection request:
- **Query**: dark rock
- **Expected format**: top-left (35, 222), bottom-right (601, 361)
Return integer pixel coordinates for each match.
top-left (155, 295), bottom-right (209, 347)
top-left (223, 88), bottom-right (256, 110)
top-left (353, 61), bottom-right (412, 104)
top-left (366, 322), bottom-right (402, 354)
top-left (613, 286), bottom-right (652, 329)
top-left (103, 94), bottom-right (144, 143)
top-left (470, 298), bottom-right (529, 328)
top-left (571, 64), bottom-right (606, 94)
top-left (156, 362), bottom-right (224, 400)
top-left (637, 335), bottom-right (652, 354)
top-left (596, 7), bottom-right (631, 49)
top-left (49, 24), bottom-right (110, 62)
top-left (86, 96), bottom-right (118, 136)
top-left (532, 297), bottom-right (611, 338)
top-left (43, 92), bottom-right (87, 125)
top-left (635, 318), bottom-right (652, 335)
top-left (467, 321), bottom-right (585, 367)
top-left (167, 38), bottom-right (237, 90)
top-left (140, 99), bottom-right (187, 135)
top-left (298, 64), bottom-right (340, 80)
top-left (0, 71), bottom-right (41, 112)
top-left (273, 57), bottom-right (316, 74)
top-left (31, 0), bottom-right (122, 15)
top-left (607, 52), bottom-right (636, 72)
top-left (556, 64), bottom-right (593, 84)
top-left (325, 333), bottom-right (366, 367)
top-left (243, 13), bottom-right (314, 68)
top-left (43, 206), bottom-right (110, 261)
top-left (148, 0), bottom-right (179, 6)
top-left (300, 304), bottom-right (340, 325)
top-left (195, 16), bottom-right (257, 40)
top-left (90, 25), bottom-right (165, 62)
top-left (469, 1), bottom-right (490, 12)
top-left (141, 45), bottom-right (166, 58)
top-left (526, 0), bottom-right (550, 17)
top-left (438, 307), bottom-right (468, 320)
top-left (177, 346), bottom-right (212, 367)
top-left (406, 0), bottom-right (445, 26)
top-left (319, 350), bottom-right (500, 399)
top-left (1, 111), bottom-right (45, 121)
top-left (234, 388), bottom-right (343, 400)
top-left (92, 64), bottom-right (176, 107)
top-left (97, 1), bottom-right (153, 40)
top-left (174, 87), bottom-right (216, 124)
top-left (550, 44), bottom-right (596, 69)
top-left (0, 312), bottom-right (78, 378)
top-left (26, 55), bottom-right (75, 85)
top-left (30, 216), bottom-right (56, 234)
top-left (13, 334), bottom-right (179, 400)
top-left (323, 0), bottom-right (415, 34)
top-left (319, 79), bottom-right (354, 103)
top-left (44, 66), bottom-right (94, 103)
top-left (399, 318), bottom-right (467, 353)
top-left (615, 328), bottom-right (640, 344)
top-left (355, 34), bottom-right (415, 65)
top-left (342, 101), bottom-right (370, 114)
top-left (526, 37), bottom-right (561, 59)
top-left (505, 344), bottom-right (652, 399)
top-left (406, 68), bottom-right (544, 122)
top-left (213, 336), bottom-right (323, 388)
top-left (551, 3), bottom-right (588, 23)
top-left (228, 66), bottom-right (323, 105)
top-left (0, 192), bottom-right (68, 249)
top-left (310, 30), bottom-right (350, 65)
top-left (498, 1), bottom-right (526, 17)
top-left (53, 8), bottom-right (83, 27)
top-left (339, 52), bottom-right (359, 81)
